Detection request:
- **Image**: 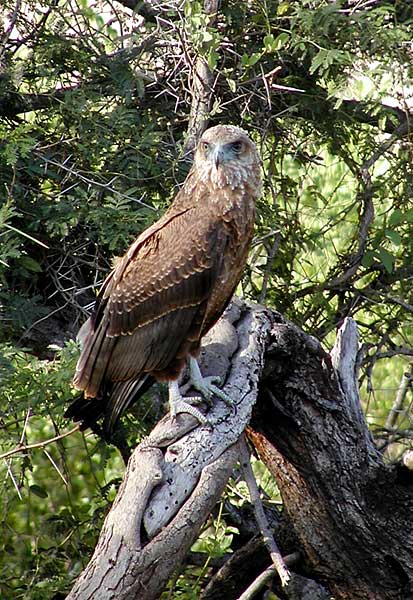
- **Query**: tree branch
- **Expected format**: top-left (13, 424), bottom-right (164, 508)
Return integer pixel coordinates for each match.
top-left (184, 0), bottom-right (219, 154)
top-left (67, 299), bottom-right (273, 599)
top-left (0, 425), bottom-right (80, 460)
top-left (250, 314), bottom-right (413, 599)
top-left (60, 285), bottom-right (413, 599)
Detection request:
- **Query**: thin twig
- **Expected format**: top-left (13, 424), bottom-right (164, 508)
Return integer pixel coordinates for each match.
top-left (326, 120), bottom-right (409, 290)
top-left (259, 231), bottom-right (281, 303)
top-left (43, 448), bottom-right (69, 486)
top-left (0, 0), bottom-right (21, 58)
top-left (237, 552), bottom-right (300, 600)
top-left (19, 408), bottom-right (32, 445)
top-left (6, 459), bottom-right (22, 499)
top-left (33, 152), bottom-right (155, 212)
top-left (2, 223), bottom-right (49, 249)
top-left (0, 425), bottom-right (80, 460)
top-left (384, 365), bottom-right (413, 434)
top-left (239, 434), bottom-right (291, 587)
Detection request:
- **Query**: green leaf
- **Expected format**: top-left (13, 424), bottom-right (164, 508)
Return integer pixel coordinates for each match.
top-left (309, 49), bottom-right (331, 75)
top-left (277, 1), bottom-right (290, 15)
top-left (378, 247), bottom-right (395, 273)
top-left (30, 484), bottom-right (48, 498)
top-left (361, 251), bottom-right (374, 268)
top-left (241, 52), bottom-right (262, 67)
top-left (388, 209), bottom-right (403, 226)
top-left (263, 34), bottom-right (275, 52)
top-left (19, 256), bottom-right (43, 273)
top-left (405, 208), bottom-right (413, 223)
top-left (207, 48), bottom-right (219, 70)
top-left (264, 32), bottom-right (289, 52)
top-left (201, 30), bottom-right (214, 43)
top-left (385, 229), bottom-right (401, 246)
top-left (309, 48), bottom-right (351, 76)
top-left (273, 32), bottom-right (290, 50)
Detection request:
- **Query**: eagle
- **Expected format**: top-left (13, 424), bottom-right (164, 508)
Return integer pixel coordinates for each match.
top-left (65, 124), bottom-right (262, 435)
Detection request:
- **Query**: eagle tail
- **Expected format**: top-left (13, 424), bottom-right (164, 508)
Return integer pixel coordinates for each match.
top-left (72, 316), bottom-right (115, 398)
top-left (103, 376), bottom-right (155, 434)
top-left (69, 315), bottom-right (155, 436)
top-left (65, 375), bottom-right (155, 437)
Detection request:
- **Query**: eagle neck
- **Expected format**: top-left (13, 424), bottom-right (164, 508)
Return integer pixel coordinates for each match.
top-left (185, 164), bottom-right (261, 199)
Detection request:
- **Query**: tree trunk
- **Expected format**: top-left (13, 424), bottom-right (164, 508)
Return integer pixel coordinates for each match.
top-left (66, 300), bottom-right (413, 600)
top-left (249, 315), bottom-right (413, 600)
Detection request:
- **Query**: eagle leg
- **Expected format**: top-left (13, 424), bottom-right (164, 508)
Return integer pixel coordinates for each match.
top-left (168, 380), bottom-right (208, 424)
top-left (189, 356), bottom-right (234, 408)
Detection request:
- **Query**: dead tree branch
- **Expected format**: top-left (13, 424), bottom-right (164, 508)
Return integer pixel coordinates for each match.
top-left (66, 300), bottom-right (273, 600)
top-left (66, 299), bottom-right (413, 599)
top-left (249, 315), bottom-right (413, 599)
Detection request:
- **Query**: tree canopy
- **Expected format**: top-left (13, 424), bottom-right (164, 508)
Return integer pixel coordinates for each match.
top-left (0, 0), bottom-right (412, 598)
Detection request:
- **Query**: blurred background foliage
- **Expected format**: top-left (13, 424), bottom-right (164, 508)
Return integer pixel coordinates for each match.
top-left (0, 0), bottom-right (412, 597)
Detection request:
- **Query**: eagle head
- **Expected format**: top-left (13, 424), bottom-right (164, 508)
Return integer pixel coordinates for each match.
top-left (194, 125), bottom-right (261, 190)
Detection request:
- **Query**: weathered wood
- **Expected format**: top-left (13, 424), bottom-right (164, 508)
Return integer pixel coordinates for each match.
top-left (67, 303), bottom-right (413, 600)
top-left (66, 299), bottom-right (272, 600)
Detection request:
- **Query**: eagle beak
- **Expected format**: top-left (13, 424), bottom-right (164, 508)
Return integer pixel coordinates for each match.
top-left (214, 148), bottom-right (225, 169)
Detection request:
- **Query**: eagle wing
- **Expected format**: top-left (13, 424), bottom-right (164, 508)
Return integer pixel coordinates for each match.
top-left (73, 202), bottom-right (228, 398)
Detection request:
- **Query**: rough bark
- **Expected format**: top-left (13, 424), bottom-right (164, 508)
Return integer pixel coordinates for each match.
top-left (66, 300), bottom-right (413, 599)
top-left (249, 314), bottom-right (413, 600)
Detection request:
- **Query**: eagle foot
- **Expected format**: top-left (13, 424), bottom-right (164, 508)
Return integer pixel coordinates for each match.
top-left (189, 357), bottom-right (234, 410)
top-left (168, 380), bottom-right (209, 425)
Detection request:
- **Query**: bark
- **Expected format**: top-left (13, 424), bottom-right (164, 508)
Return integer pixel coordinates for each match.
top-left (249, 314), bottom-right (413, 599)
top-left (66, 300), bottom-right (413, 599)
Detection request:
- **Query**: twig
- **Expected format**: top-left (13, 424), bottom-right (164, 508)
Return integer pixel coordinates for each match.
top-left (325, 186), bottom-right (374, 288)
top-left (239, 434), bottom-right (291, 587)
top-left (326, 120), bottom-right (409, 290)
top-left (258, 231), bottom-right (281, 303)
top-left (0, 0), bottom-right (21, 58)
top-left (382, 294), bottom-right (413, 314)
top-left (375, 348), bottom-right (413, 360)
top-left (362, 121), bottom-right (409, 172)
top-left (2, 223), bottom-right (49, 249)
top-left (33, 152), bottom-right (155, 212)
top-left (237, 553), bottom-right (300, 600)
top-left (0, 425), bottom-right (80, 460)
top-left (384, 365), bottom-right (413, 434)
top-left (5, 459), bottom-right (22, 500)
top-left (43, 448), bottom-right (69, 486)
top-left (19, 408), bottom-right (32, 445)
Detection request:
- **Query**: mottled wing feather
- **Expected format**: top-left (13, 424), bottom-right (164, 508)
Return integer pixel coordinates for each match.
top-left (105, 210), bottom-right (221, 336)
top-left (74, 204), bottom-right (228, 397)
top-left (107, 304), bottom-right (202, 380)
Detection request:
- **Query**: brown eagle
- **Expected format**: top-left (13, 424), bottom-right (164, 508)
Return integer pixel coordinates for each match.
top-left (65, 125), bottom-right (262, 434)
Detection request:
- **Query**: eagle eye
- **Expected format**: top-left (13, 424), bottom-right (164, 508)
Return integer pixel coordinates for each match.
top-left (231, 140), bottom-right (243, 153)
top-left (202, 141), bottom-right (209, 152)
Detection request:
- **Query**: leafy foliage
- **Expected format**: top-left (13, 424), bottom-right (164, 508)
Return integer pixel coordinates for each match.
top-left (1, 0), bottom-right (413, 597)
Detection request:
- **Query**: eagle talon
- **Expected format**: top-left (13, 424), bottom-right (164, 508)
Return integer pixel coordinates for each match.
top-left (203, 375), bottom-right (222, 387)
top-left (171, 399), bottom-right (209, 425)
top-left (168, 380), bottom-right (209, 425)
top-left (189, 357), bottom-right (234, 409)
